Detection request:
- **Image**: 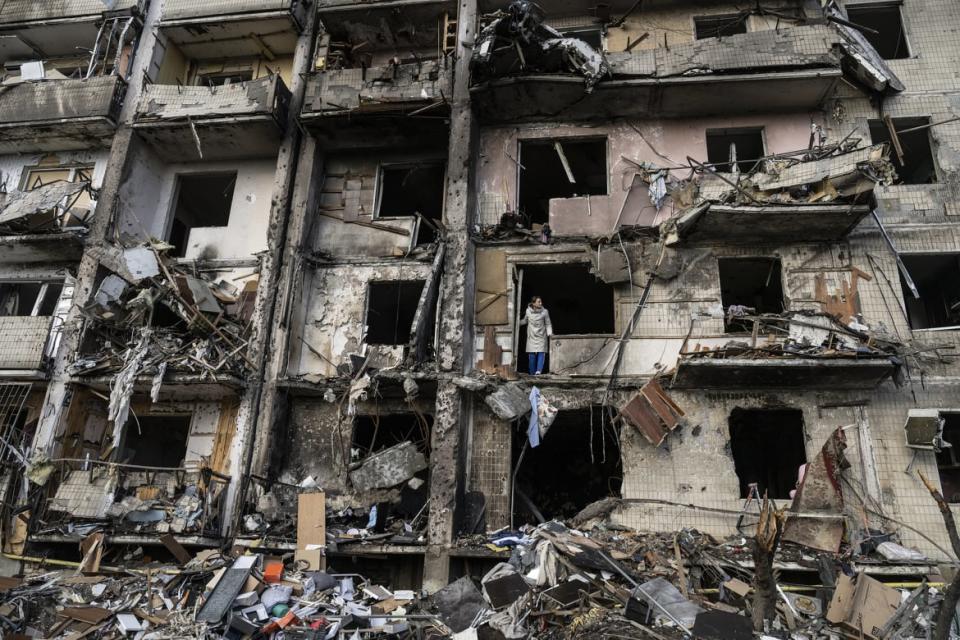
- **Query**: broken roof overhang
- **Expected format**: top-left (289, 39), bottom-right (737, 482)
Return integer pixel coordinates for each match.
top-left (0, 180), bottom-right (90, 228)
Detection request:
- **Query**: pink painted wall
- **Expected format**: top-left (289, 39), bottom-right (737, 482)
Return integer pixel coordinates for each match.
top-left (475, 113), bottom-right (822, 235)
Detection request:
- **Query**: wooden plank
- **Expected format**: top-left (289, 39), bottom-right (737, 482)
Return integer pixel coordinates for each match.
top-left (160, 534), bottom-right (193, 566)
top-left (476, 248), bottom-right (508, 325)
top-left (297, 492), bottom-right (326, 550)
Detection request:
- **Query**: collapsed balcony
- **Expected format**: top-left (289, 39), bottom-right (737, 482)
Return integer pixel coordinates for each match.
top-left (133, 76), bottom-right (291, 161)
top-left (0, 76), bottom-right (126, 153)
top-left (33, 459), bottom-right (230, 544)
top-left (0, 177), bottom-right (95, 254)
top-left (469, 3), bottom-right (902, 123)
top-left (71, 242), bottom-right (256, 400)
top-left (658, 144), bottom-right (895, 245)
top-left (670, 311), bottom-right (900, 390)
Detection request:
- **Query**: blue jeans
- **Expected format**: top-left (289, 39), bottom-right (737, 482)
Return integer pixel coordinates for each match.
top-left (528, 352), bottom-right (545, 374)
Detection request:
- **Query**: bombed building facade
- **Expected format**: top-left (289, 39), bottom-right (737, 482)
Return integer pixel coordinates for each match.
top-left (4, 0), bottom-right (960, 633)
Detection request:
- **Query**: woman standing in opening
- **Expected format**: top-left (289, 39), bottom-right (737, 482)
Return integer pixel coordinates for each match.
top-left (520, 296), bottom-right (553, 375)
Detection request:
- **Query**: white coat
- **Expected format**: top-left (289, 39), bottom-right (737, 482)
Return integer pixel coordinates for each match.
top-left (521, 306), bottom-right (553, 353)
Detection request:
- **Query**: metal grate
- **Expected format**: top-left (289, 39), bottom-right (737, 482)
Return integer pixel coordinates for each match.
top-left (0, 383), bottom-right (32, 466)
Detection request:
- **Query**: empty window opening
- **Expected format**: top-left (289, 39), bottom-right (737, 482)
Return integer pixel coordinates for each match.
top-left (560, 27), bottom-right (603, 49)
top-left (0, 282), bottom-right (64, 317)
top-left (846, 4), bottom-right (909, 60)
top-left (694, 14), bottom-right (748, 40)
top-left (352, 413), bottom-right (432, 460)
top-left (517, 263), bottom-right (615, 373)
top-left (512, 408), bottom-right (621, 523)
top-left (197, 69), bottom-right (254, 86)
top-left (365, 281), bottom-right (426, 345)
top-left (376, 163), bottom-right (446, 244)
top-left (869, 118), bottom-right (936, 184)
top-left (706, 128), bottom-right (765, 173)
top-left (719, 257), bottom-right (784, 333)
top-left (898, 254), bottom-right (960, 330)
top-left (119, 415), bottom-right (192, 468)
top-left (518, 139), bottom-right (607, 225)
top-left (729, 408), bottom-right (806, 499)
top-left (936, 414), bottom-right (960, 503)
top-left (169, 173), bottom-right (236, 258)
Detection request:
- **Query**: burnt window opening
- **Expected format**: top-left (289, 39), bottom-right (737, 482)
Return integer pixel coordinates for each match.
top-left (169, 173), bottom-right (237, 258)
top-left (729, 408), bottom-right (806, 499)
top-left (706, 128), bottom-right (765, 174)
top-left (898, 254), bottom-right (960, 330)
top-left (868, 118), bottom-right (936, 184)
top-left (119, 415), bottom-right (192, 468)
top-left (0, 282), bottom-right (64, 317)
top-left (352, 413), bottom-right (433, 460)
top-left (517, 263), bottom-right (615, 373)
top-left (365, 280), bottom-right (426, 346)
top-left (560, 27), bottom-right (603, 49)
top-left (936, 414), bottom-right (960, 503)
top-left (846, 3), bottom-right (909, 60)
top-left (518, 139), bottom-right (607, 225)
top-left (694, 14), bottom-right (748, 40)
top-left (513, 407), bottom-right (621, 523)
top-left (719, 257), bottom-right (784, 333)
top-left (376, 163), bottom-right (446, 244)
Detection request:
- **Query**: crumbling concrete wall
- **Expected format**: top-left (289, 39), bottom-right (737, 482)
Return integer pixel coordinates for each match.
top-left (310, 150), bottom-right (446, 258)
top-left (0, 151), bottom-right (109, 194)
top-left (116, 147), bottom-right (274, 259)
top-left (288, 262), bottom-right (436, 378)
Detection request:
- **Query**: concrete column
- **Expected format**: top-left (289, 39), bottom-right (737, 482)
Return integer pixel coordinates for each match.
top-left (423, 0), bottom-right (479, 592)
top-left (32, 0), bottom-right (165, 455)
top-left (223, 6), bottom-right (319, 536)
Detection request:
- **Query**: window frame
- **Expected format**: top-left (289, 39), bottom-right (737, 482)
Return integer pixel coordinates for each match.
top-left (20, 165), bottom-right (96, 228)
top-left (692, 13), bottom-right (749, 40)
top-left (373, 161), bottom-right (448, 221)
top-left (844, 1), bottom-right (910, 60)
top-left (0, 280), bottom-right (65, 318)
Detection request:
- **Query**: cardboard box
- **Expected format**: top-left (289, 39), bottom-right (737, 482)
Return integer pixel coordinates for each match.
top-left (826, 574), bottom-right (900, 640)
top-left (294, 548), bottom-right (325, 571)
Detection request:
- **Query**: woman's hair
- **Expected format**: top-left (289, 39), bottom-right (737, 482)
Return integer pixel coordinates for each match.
top-left (528, 296), bottom-right (542, 307)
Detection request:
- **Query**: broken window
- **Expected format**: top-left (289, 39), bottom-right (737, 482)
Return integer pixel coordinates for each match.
top-left (22, 165), bottom-right (95, 228)
top-left (197, 69), bottom-right (254, 86)
top-left (898, 254), bottom-right (960, 330)
top-left (169, 173), bottom-right (237, 258)
top-left (846, 3), bottom-right (909, 60)
top-left (352, 413), bottom-right (432, 459)
top-left (365, 281), bottom-right (426, 346)
top-left (936, 413), bottom-right (960, 503)
top-left (694, 14), bottom-right (748, 39)
top-left (119, 415), bottom-right (192, 468)
top-left (513, 407), bottom-right (621, 522)
top-left (729, 408), bottom-right (806, 499)
top-left (517, 139), bottom-right (607, 225)
top-left (0, 282), bottom-right (64, 317)
top-left (706, 128), bottom-right (765, 174)
top-left (868, 118), bottom-right (937, 184)
top-left (376, 163), bottom-right (446, 244)
top-left (718, 257), bottom-right (784, 333)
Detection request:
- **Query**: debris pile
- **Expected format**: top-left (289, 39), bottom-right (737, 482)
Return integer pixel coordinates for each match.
top-left (1, 515), bottom-right (949, 639)
top-left (472, 1), bottom-right (611, 92)
top-left (0, 179), bottom-right (95, 233)
top-left (69, 242), bottom-right (256, 418)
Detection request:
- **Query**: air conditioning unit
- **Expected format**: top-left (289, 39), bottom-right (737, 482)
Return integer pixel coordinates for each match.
top-left (904, 409), bottom-right (949, 451)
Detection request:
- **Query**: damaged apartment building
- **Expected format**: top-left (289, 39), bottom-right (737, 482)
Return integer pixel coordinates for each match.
top-left (3, 0), bottom-right (960, 601)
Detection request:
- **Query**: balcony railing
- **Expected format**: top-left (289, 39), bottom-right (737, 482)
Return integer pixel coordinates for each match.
top-left (0, 76), bottom-right (126, 154)
top-left (137, 75), bottom-right (290, 124)
top-left (303, 60), bottom-right (453, 117)
top-left (0, 0), bottom-right (142, 25)
top-left (0, 316), bottom-right (53, 370)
